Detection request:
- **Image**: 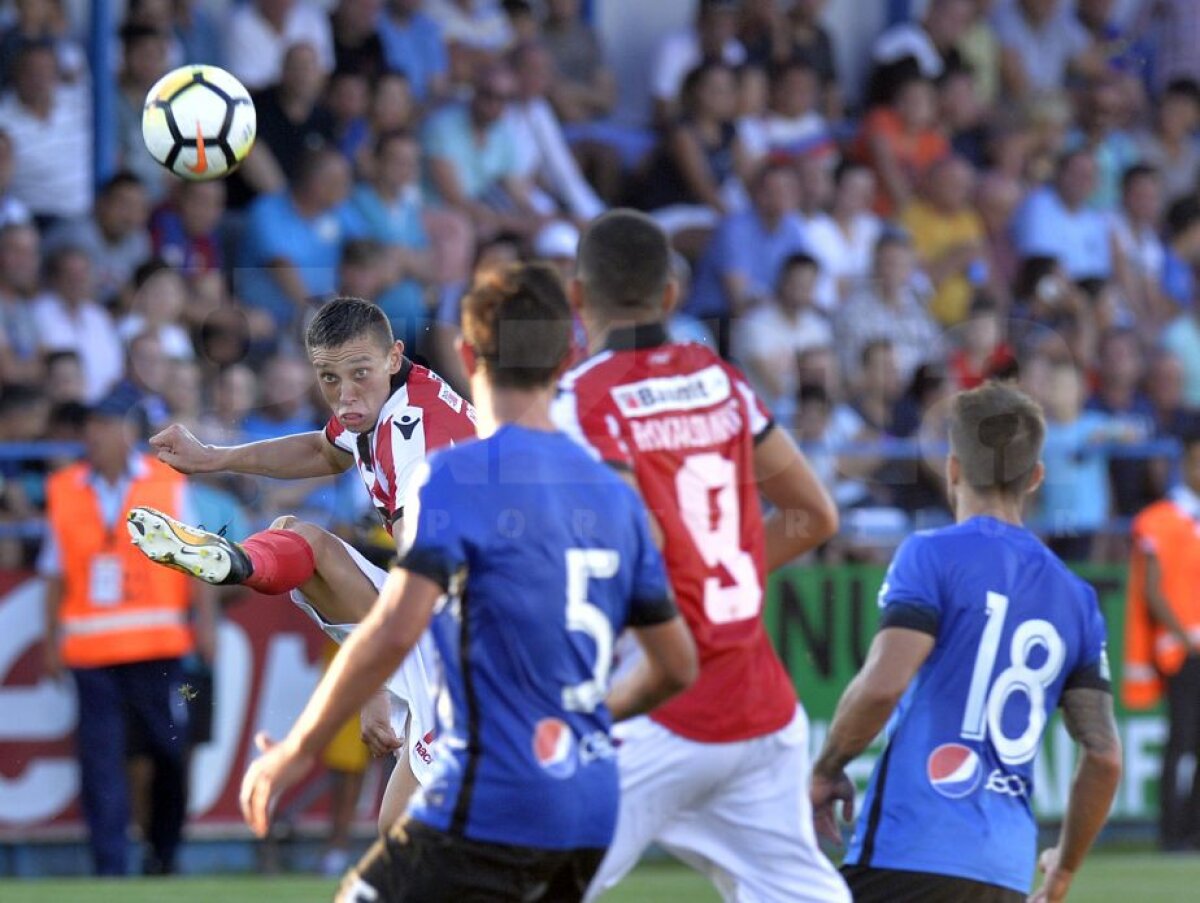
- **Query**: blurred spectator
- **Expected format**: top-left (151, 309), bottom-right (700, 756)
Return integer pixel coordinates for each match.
top-left (902, 154), bottom-right (986, 326)
top-left (45, 348), bottom-right (84, 404)
top-left (0, 128), bottom-right (31, 227)
top-left (852, 75), bottom-right (949, 218)
top-left (226, 0), bottom-right (334, 92)
top-left (0, 39), bottom-right (92, 223)
top-left (1147, 352), bottom-right (1188, 439)
top-left (507, 41), bottom-right (605, 223)
top-left (1037, 359), bottom-right (1123, 560)
top-left (422, 62), bottom-right (542, 238)
top-left (150, 177), bottom-right (225, 275)
top-left (196, 362), bottom-right (258, 446)
top-left (1162, 297), bottom-right (1200, 410)
top-left (32, 246), bottom-right (123, 402)
top-left (195, 302), bottom-right (253, 373)
top-left (123, 0), bottom-right (183, 69)
top-left (351, 72), bottom-right (418, 177)
top-left (686, 163), bottom-right (808, 355)
top-left (426, 0), bottom-right (514, 56)
top-left (503, 0), bottom-right (539, 45)
top-left (378, 0), bottom-right (450, 104)
top-left (737, 0), bottom-right (788, 67)
top-left (39, 388), bottom-right (212, 876)
top-left (993, 0), bottom-right (1100, 97)
top-left (0, 0), bottom-right (86, 88)
top-left (938, 65), bottom-right (989, 167)
top-left (1069, 74), bottom-right (1139, 212)
top-left (1159, 196), bottom-right (1200, 316)
top-left (161, 357), bottom-right (203, 431)
top-left (650, 0), bottom-right (744, 129)
top-left (804, 160), bottom-right (883, 310)
top-left (118, 262), bottom-right (194, 360)
top-left (337, 238), bottom-right (391, 308)
top-left (115, 22), bottom-right (170, 198)
top-left (959, 0), bottom-right (1002, 107)
top-left (327, 68), bottom-right (371, 160)
top-left (974, 168), bottom-right (1022, 297)
top-left (238, 41), bottom-right (335, 203)
top-left (786, 0), bottom-right (841, 121)
top-left (637, 62), bottom-right (752, 238)
top-left (237, 147), bottom-right (365, 334)
top-left (543, 0), bottom-right (615, 125)
top-left (835, 230), bottom-right (942, 386)
top-left (1150, 0), bottom-right (1200, 94)
top-left (732, 252), bottom-right (831, 407)
top-left (1111, 164), bottom-right (1167, 327)
top-left (241, 353), bottom-right (318, 441)
top-left (531, 219), bottom-right (579, 285)
top-left (330, 0), bottom-right (388, 80)
top-left (866, 0), bottom-right (973, 108)
top-left (0, 221), bottom-right (42, 384)
top-left (171, 0), bottom-right (223, 68)
top-left (947, 294), bottom-right (1013, 389)
top-left (740, 58), bottom-right (834, 169)
top-left (1138, 78), bottom-right (1200, 209)
top-left (1012, 149), bottom-right (1112, 279)
top-left (1020, 88), bottom-right (1073, 183)
top-left (45, 171), bottom-right (152, 307)
top-left (888, 361), bottom-right (953, 516)
top-left (350, 131), bottom-right (436, 349)
top-left (112, 330), bottom-right (171, 436)
top-left (835, 339), bottom-right (903, 508)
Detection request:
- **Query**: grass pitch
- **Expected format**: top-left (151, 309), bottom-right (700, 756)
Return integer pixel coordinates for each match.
top-left (0, 853), bottom-right (1198, 901)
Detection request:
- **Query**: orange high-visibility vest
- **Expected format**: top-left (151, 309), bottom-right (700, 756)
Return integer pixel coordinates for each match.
top-left (46, 455), bottom-right (193, 669)
top-left (1123, 498), bottom-right (1200, 709)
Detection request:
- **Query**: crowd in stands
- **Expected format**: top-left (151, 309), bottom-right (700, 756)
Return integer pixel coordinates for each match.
top-left (2, 0), bottom-right (1200, 566)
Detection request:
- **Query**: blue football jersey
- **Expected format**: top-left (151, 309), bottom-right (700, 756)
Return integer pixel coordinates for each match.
top-left (845, 516), bottom-right (1110, 893)
top-left (399, 425), bottom-right (675, 850)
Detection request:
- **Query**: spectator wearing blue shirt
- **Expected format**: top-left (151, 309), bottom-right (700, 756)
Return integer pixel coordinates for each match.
top-left (237, 148), bottom-right (367, 334)
top-left (351, 131), bottom-right (436, 351)
top-left (1066, 76), bottom-right (1141, 212)
top-left (686, 163), bottom-right (810, 356)
top-left (379, 0), bottom-right (450, 103)
top-left (422, 63), bottom-right (543, 238)
top-left (1012, 149), bottom-right (1112, 279)
top-left (1161, 196), bottom-right (1200, 311)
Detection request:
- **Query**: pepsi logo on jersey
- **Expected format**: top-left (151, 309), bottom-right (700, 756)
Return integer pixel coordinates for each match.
top-left (927, 742), bottom-right (983, 799)
top-left (532, 718), bottom-right (577, 779)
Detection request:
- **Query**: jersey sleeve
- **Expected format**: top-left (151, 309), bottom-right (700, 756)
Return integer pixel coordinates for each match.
top-left (551, 379), bottom-right (634, 471)
top-left (877, 534), bottom-right (942, 636)
top-left (1063, 582), bottom-right (1112, 695)
top-left (728, 364), bottom-right (774, 444)
top-left (397, 458), bottom-right (467, 592)
top-left (626, 496), bottom-right (677, 627)
top-left (323, 415), bottom-right (357, 456)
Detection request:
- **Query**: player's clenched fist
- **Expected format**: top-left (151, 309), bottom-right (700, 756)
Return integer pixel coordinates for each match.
top-left (150, 423), bottom-right (221, 474)
top-left (360, 690), bottom-right (403, 758)
top-left (239, 731), bottom-right (314, 837)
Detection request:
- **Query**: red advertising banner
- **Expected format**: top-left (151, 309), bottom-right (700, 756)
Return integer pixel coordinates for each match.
top-left (0, 572), bottom-right (347, 840)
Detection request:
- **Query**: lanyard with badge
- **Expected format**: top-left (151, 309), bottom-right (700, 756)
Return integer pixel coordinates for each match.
top-left (87, 484), bottom-right (130, 608)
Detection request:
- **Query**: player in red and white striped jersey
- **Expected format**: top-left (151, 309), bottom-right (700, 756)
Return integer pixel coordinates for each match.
top-left (554, 211), bottom-right (851, 902)
top-left (127, 298), bottom-right (475, 832)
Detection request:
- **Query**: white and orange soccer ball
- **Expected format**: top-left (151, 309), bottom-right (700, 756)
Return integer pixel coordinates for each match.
top-left (142, 65), bottom-right (256, 181)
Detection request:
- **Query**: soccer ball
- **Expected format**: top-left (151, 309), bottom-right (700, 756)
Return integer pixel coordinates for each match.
top-left (142, 65), bottom-right (256, 181)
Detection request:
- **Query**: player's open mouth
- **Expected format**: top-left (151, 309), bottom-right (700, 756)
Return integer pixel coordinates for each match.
top-left (340, 413), bottom-right (365, 427)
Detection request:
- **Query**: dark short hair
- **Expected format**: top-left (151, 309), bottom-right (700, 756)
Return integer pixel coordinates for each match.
top-left (461, 262), bottom-right (571, 390)
top-left (1166, 196), bottom-right (1200, 240)
top-left (948, 382), bottom-right (1045, 497)
top-left (860, 338), bottom-right (893, 368)
top-left (305, 296), bottom-right (394, 353)
top-left (373, 128), bottom-right (417, 158)
top-left (576, 209), bottom-right (671, 315)
top-left (1121, 163), bottom-right (1158, 194)
top-left (781, 251), bottom-right (819, 275)
top-left (341, 238), bottom-right (387, 269)
top-left (101, 169), bottom-right (144, 196)
top-left (45, 349), bottom-right (81, 370)
top-left (1164, 77), bottom-right (1200, 105)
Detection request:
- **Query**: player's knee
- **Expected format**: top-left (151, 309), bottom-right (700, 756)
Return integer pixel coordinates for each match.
top-left (269, 514), bottom-right (298, 531)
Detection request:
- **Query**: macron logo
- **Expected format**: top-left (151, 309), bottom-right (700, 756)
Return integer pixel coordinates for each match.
top-left (394, 413), bottom-right (421, 440)
top-left (611, 365), bottom-right (731, 418)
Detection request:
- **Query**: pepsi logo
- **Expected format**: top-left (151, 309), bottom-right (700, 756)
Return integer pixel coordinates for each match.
top-left (927, 743), bottom-right (982, 799)
top-left (532, 718), bottom-right (577, 779)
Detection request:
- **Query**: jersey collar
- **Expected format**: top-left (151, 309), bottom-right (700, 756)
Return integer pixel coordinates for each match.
top-left (391, 356), bottom-right (414, 392)
top-left (603, 322), bottom-right (670, 352)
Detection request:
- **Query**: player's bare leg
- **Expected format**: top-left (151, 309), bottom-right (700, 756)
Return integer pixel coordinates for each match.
top-left (378, 744), bottom-right (420, 835)
top-left (264, 516), bottom-right (378, 625)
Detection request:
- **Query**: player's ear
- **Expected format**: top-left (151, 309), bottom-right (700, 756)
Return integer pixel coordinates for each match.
top-left (1024, 460), bottom-right (1046, 496)
top-left (567, 277), bottom-right (585, 315)
top-left (661, 277), bottom-right (680, 316)
top-left (389, 340), bottom-right (404, 372)
top-left (456, 335), bottom-right (478, 377)
top-left (946, 453), bottom-right (960, 487)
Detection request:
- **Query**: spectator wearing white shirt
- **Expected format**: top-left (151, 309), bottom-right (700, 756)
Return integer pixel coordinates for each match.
top-left (992, 0), bottom-right (1101, 98)
top-left (732, 252), bottom-right (832, 411)
top-left (866, 0), bottom-right (974, 107)
top-left (1111, 164), bottom-right (1169, 327)
top-left (32, 246), bottom-right (124, 403)
top-left (507, 41), bottom-right (604, 223)
top-left (650, 0), bottom-right (745, 129)
top-left (225, 0), bottom-right (334, 92)
top-left (740, 58), bottom-right (835, 169)
top-left (0, 40), bottom-right (91, 224)
top-left (0, 221), bottom-right (41, 386)
top-left (804, 159), bottom-right (883, 310)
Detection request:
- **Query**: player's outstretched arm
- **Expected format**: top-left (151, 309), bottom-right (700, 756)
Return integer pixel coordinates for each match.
top-left (606, 617), bottom-right (698, 722)
top-left (754, 427), bottom-right (839, 572)
top-left (239, 568), bottom-right (439, 836)
top-left (1029, 688), bottom-right (1122, 903)
top-left (150, 423), bottom-right (352, 479)
top-left (810, 627), bottom-right (934, 844)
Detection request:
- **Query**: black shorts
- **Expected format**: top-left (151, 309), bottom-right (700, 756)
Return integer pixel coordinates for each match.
top-left (335, 819), bottom-right (606, 903)
top-left (842, 864), bottom-right (1024, 903)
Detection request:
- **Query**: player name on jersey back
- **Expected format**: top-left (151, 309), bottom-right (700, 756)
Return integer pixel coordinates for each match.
top-left (555, 328), bottom-right (798, 744)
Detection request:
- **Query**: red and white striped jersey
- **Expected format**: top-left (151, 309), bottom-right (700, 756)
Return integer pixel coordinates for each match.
top-left (325, 357), bottom-right (477, 530)
top-left (553, 323), bottom-right (797, 743)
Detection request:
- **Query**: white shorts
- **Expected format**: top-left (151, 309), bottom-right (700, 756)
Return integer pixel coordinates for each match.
top-left (290, 536), bottom-right (440, 787)
top-left (586, 706), bottom-right (850, 903)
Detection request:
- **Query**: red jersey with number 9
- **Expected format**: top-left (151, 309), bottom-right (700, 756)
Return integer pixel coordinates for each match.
top-left (553, 324), bottom-right (798, 742)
